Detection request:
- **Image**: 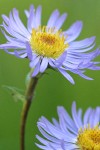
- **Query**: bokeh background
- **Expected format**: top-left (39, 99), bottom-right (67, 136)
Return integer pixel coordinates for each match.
top-left (0, 0), bottom-right (100, 149)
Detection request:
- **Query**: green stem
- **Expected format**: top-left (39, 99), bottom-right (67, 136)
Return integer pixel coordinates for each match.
top-left (20, 77), bottom-right (38, 150)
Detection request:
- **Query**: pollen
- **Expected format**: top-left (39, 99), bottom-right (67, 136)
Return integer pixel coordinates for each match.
top-left (77, 125), bottom-right (100, 150)
top-left (30, 26), bottom-right (68, 58)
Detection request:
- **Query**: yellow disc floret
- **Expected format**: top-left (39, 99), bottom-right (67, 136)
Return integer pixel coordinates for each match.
top-left (77, 125), bottom-right (100, 150)
top-left (30, 26), bottom-right (68, 58)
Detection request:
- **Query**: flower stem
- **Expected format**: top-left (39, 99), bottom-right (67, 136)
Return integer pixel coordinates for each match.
top-left (20, 77), bottom-right (38, 150)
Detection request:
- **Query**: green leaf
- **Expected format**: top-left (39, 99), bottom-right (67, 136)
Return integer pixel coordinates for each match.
top-left (3, 85), bottom-right (25, 102)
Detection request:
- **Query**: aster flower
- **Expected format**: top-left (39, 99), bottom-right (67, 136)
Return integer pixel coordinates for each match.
top-left (36, 102), bottom-right (100, 150)
top-left (0, 5), bottom-right (100, 84)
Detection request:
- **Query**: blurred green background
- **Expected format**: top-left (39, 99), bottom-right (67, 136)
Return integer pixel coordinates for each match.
top-left (0, 0), bottom-right (100, 149)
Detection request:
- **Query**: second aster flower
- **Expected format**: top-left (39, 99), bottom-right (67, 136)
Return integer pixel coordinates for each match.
top-left (0, 5), bottom-right (100, 84)
top-left (36, 102), bottom-right (100, 150)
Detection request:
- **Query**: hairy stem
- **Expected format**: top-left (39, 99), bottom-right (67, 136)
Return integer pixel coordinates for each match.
top-left (20, 77), bottom-right (38, 150)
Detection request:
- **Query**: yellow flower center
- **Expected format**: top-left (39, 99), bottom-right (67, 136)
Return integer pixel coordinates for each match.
top-left (77, 126), bottom-right (100, 150)
top-left (30, 26), bottom-right (68, 58)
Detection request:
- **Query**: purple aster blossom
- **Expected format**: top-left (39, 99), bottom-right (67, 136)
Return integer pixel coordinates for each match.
top-left (36, 102), bottom-right (100, 150)
top-left (0, 5), bottom-right (100, 84)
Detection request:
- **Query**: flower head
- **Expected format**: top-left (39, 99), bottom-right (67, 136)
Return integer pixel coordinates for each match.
top-left (36, 102), bottom-right (100, 150)
top-left (0, 5), bottom-right (100, 83)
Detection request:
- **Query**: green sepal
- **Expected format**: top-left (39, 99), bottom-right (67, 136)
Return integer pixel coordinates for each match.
top-left (3, 85), bottom-right (25, 102)
top-left (25, 72), bottom-right (31, 88)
